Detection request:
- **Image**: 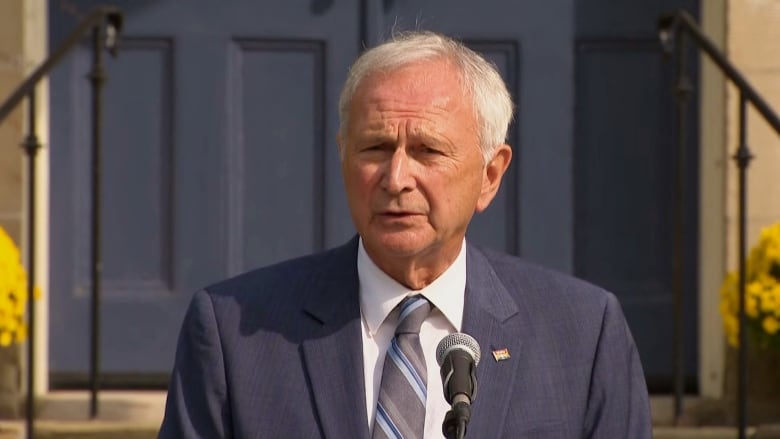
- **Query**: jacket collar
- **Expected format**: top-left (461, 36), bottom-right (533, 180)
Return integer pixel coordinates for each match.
top-left (300, 236), bottom-right (370, 439)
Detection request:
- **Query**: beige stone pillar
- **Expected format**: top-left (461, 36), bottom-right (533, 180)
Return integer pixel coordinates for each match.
top-left (0, 1), bottom-right (25, 245)
top-left (0, 0), bottom-right (29, 418)
top-left (0, 0), bottom-right (50, 413)
top-left (699, 0), bottom-right (728, 399)
top-left (726, 0), bottom-right (780, 261)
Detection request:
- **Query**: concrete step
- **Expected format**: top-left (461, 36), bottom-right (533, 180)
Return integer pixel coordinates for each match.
top-left (0, 391), bottom-right (164, 439)
top-left (4, 425), bottom-right (777, 439)
top-left (29, 421), bottom-right (157, 439)
top-left (0, 424), bottom-right (774, 439)
top-left (0, 392), bottom-right (771, 438)
top-left (0, 426), bottom-right (767, 439)
top-left (654, 426), bottom-right (752, 439)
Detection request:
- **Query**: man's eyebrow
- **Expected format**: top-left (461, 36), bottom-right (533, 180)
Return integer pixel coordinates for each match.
top-left (355, 131), bottom-right (394, 142)
top-left (414, 131), bottom-right (447, 144)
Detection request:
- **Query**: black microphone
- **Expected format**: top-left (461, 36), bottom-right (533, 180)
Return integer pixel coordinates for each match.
top-left (436, 333), bottom-right (481, 439)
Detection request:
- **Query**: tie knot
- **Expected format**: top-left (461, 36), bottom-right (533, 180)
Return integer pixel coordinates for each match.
top-left (395, 295), bottom-right (431, 335)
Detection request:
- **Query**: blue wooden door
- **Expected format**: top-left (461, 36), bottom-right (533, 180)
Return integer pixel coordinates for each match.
top-left (49, 0), bottom-right (361, 383)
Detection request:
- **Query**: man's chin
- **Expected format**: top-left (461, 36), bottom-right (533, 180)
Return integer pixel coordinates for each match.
top-left (364, 233), bottom-right (433, 260)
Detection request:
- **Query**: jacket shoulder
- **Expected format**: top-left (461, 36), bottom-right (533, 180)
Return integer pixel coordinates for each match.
top-left (196, 238), bottom-right (358, 323)
top-left (474, 246), bottom-right (616, 316)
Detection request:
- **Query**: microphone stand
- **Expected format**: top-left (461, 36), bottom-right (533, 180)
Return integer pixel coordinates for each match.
top-left (442, 402), bottom-right (470, 439)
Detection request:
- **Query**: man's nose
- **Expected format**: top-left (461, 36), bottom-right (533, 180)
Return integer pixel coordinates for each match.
top-left (382, 148), bottom-right (415, 194)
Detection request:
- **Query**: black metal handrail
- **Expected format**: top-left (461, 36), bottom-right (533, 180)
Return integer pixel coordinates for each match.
top-left (658, 9), bottom-right (780, 439)
top-left (0, 6), bottom-right (122, 438)
top-left (0, 7), bottom-right (122, 123)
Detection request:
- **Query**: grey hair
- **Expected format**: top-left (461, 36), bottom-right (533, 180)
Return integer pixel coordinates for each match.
top-left (337, 31), bottom-right (514, 163)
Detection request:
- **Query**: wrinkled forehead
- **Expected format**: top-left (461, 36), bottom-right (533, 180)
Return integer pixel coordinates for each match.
top-left (351, 59), bottom-right (469, 111)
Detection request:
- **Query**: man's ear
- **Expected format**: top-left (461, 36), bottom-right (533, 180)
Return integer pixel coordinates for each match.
top-left (337, 133), bottom-right (345, 161)
top-left (475, 144), bottom-right (512, 213)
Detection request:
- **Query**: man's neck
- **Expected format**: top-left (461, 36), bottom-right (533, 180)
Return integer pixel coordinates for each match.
top-left (363, 241), bottom-right (464, 290)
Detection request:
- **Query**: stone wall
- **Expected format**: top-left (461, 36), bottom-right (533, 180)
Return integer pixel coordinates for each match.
top-left (726, 0), bottom-right (780, 264)
top-left (0, 0), bottom-right (24, 247)
top-left (0, 0), bottom-right (27, 419)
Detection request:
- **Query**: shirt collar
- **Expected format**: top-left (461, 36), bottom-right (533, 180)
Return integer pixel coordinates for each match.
top-left (358, 238), bottom-right (466, 336)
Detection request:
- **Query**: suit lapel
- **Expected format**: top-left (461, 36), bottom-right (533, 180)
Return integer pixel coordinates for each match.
top-left (300, 237), bottom-right (370, 439)
top-left (461, 245), bottom-right (533, 438)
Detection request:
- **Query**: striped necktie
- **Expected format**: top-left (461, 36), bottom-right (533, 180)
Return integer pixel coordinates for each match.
top-left (372, 295), bottom-right (432, 439)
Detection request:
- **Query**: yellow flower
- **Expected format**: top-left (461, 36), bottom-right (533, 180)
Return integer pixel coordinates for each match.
top-left (720, 222), bottom-right (780, 347)
top-left (747, 282), bottom-right (763, 298)
top-left (760, 289), bottom-right (778, 314)
top-left (746, 296), bottom-right (759, 319)
top-left (763, 316), bottom-right (780, 335)
top-left (723, 314), bottom-right (739, 347)
top-left (773, 285), bottom-right (780, 318)
top-left (0, 226), bottom-right (38, 345)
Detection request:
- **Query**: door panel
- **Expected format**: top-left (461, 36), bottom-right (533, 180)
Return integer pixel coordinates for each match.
top-left (227, 40), bottom-right (327, 272)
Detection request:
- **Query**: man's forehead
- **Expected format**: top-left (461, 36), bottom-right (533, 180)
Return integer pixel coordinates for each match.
top-left (344, 59), bottom-right (476, 140)
top-left (357, 59), bottom-right (463, 99)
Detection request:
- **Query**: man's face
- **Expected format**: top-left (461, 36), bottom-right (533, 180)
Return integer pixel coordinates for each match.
top-left (340, 59), bottom-right (507, 274)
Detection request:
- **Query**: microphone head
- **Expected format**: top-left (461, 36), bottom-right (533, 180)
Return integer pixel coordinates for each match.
top-left (436, 332), bottom-right (481, 367)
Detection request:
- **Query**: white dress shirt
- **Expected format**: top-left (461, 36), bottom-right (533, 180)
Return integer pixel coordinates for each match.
top-left (358, 238), bottom-right (466, 439)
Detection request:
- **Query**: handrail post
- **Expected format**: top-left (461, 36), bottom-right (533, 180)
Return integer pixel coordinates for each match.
top-left (88, 21), bottom-right (108, 420)
top-left (734, 93), bottom-right (753, 439)
top-left (671, 24), bottom-right (692, 424)
top-left (22, 90), bottom-right (42, 439)
top-left (661, 15), bottom-right (692, 423)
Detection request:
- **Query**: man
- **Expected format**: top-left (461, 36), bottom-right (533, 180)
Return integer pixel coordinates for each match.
top-left (159, 32), bottom-right (651, 439)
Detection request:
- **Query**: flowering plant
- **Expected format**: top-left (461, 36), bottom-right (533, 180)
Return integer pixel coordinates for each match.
top-left (0, 227), bottom-right (36, 347)
top-left (720, 222), bottom-right (780, 351)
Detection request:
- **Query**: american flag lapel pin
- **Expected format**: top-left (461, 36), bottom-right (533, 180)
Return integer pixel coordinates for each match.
top-left (492, 348), bottom-right (510, 362)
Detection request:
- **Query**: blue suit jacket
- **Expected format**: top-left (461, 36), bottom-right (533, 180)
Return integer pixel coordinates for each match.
top-left (158, 237), bottom-right (651, 438)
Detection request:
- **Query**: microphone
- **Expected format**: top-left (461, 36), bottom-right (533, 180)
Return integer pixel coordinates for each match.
top-left (436, 333), bottom-right (481, 439)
